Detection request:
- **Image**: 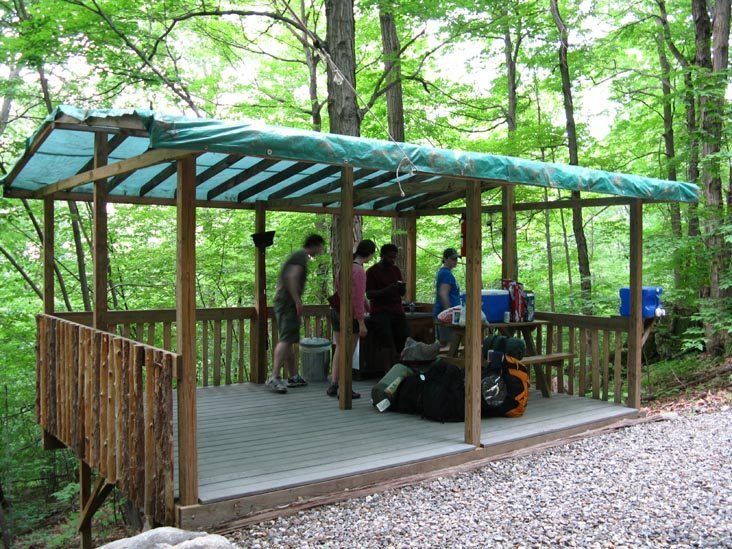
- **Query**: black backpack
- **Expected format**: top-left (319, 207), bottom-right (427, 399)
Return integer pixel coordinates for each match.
top-left (480, 349), bottom-right (529, 418)
top-left (420, 361), bottom-right (465, 423)
top-left (393, 374), bottom-right (423, 414)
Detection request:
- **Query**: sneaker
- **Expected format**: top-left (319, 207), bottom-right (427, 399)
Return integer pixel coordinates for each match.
top-left (326, 383), bottom-right (338, 397)
top-left (287, 374), bottom-right (308, 387)
top-left (265, 376), bottom-right (288, 394)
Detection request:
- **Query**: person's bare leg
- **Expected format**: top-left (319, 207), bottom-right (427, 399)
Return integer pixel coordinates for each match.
top-left (272, 341), bottom-right (289, 379)
top-left (285, 344), bottom-right (298, 378)
top-left (331, 340), bottom-right (341, 385)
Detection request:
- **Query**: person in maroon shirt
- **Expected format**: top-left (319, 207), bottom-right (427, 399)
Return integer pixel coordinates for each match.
top-left (366, 243), bottom-right (408, 353)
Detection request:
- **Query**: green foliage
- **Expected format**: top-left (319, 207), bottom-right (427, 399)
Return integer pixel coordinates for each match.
top-left (0, 0), bottom-right (729, 542)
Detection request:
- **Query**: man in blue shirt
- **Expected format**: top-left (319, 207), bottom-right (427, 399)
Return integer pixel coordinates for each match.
top-left (433, 247), bottom-right (461, 345)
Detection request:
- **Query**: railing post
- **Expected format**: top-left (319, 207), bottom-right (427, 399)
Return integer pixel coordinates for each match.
top-left (176, 155), bottom-right (198, 505)
top-left (627, 199), bottom-right (643, 408)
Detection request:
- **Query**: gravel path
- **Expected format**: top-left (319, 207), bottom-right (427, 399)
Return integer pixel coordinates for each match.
top-left (228, 409), bottom-right (732, 548)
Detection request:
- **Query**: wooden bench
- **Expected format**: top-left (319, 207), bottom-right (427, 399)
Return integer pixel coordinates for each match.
top-left (437, 352), bottom-right (574, 398)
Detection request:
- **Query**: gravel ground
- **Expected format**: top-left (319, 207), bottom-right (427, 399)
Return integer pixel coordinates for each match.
top-left (228, 408), bottom-right (732, 548)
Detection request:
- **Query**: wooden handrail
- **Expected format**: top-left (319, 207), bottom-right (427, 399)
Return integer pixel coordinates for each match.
top-left (535, 311), bottom-right (629, 331)
top-left (36, 314), bottom-right (177, 525)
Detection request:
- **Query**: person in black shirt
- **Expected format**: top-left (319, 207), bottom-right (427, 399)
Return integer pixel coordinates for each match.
top-left (366, 243), bottom-right (408, 353)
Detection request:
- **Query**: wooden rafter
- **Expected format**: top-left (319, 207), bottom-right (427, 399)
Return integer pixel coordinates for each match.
top-left (267, 164), bottom-right (341, 199)
top-left (139, 163), bottom-right (178, 196)
top-left (32, 148), bottom-right (197, 198)
top-left (206, 158), bottom-right (278, 201)
top-left (370, 178), bottom-right (462, 210)
top-left (236, 161), bottom-right (313, 202)
top-left (196, 154), bottom-right (244, 187)
top-left (74, 134), bottom-right (128, 175)
top-left (304, 167), bottom-right (378, 197)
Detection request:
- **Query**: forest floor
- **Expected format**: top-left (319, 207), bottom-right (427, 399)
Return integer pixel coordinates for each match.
top-left (4, 357), bottom-right (731, 548)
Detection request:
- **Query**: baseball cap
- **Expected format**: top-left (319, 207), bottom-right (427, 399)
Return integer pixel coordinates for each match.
top-left (442, 247), bottom-right (459, 260)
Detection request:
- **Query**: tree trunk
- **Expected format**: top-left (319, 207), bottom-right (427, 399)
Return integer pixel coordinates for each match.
top-left (67, 201), bottom-right (92, 311)
top-left (326, 0), bottom-right (362, 285)
top-left (534, 72), bottom-right (556, 311)
top-left (559, 201), bottom-right (574, 305)
top-left (655, 30), bottom-right (682, 289)
top-left (299, 0), bottom-right (322, 132)
top-left (694, 0), bottom-right (730, 355)
top-left (502, 18), bottom-right (520, 278)
top-left (550, 0), bottom-right (592, 315)
top-left (325, 0), bottom-right (360, 137)
top-left (379, 9), bottom-right (405, 142)
top-left (379, 6), bottom-right (409, 272)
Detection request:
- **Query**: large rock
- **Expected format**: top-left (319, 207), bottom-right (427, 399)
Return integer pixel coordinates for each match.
top-left (99, 527), bottom-right (234, 549)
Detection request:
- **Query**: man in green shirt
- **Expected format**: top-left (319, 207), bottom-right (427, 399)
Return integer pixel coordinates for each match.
top-left (267, 234), bottom-right (326, 393)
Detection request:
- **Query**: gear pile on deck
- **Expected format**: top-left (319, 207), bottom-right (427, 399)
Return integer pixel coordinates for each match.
top-left (371, 335), bottom-right (529, 421)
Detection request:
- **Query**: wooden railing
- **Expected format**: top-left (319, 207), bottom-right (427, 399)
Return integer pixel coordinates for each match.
top-left (535, 312), bottom-right (630, 403)
top-left (55, 305), bottom-right (333, 387)
top-left (36, 314), bottom-right (177, 524)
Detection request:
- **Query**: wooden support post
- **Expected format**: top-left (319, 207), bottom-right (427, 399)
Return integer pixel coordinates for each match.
top-left (627, 199), bottom-right (643, 408)
top-left (79, 462), bottom-right (92, 548)
top-left (176, 155), bottom-right (198, 505)
top-left (42, 198), bottom-right (63, 451)
top-left (77, 477), bottom-right (114, 534)
top-left (501, 185), bottom-right (517, 279)
top-left (43, 199), bottom-right (55, 315)
top-left (93, 134), bottom-right (109, 330)
top-left (338, 167), bottom-right (354, 410)
top-left (464, 181), bottom-right (482, 446)
top-left (252, 201), bottom-right (268, 384)
top-left (405, 213), bottom-right (417, 303)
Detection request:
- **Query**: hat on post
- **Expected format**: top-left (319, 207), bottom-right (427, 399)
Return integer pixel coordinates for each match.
top-left (442, 247), bottom-right (459, 260)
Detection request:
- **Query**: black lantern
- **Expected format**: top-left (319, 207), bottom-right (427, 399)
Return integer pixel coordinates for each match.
top-left (251, 230), bottom-right (276, 249)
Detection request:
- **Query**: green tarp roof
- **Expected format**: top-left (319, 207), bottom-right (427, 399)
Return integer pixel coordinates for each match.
top-left (1, 105), bottom-right (699, 210)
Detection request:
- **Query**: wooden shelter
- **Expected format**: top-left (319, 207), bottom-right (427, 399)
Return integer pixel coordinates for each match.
top-left (2, 106), bottom-right (697, 544)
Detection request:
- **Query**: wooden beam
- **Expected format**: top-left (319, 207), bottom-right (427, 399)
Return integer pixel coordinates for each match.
top-left (74, 134), bottom-right (127, 175)
top-left (289, 167), bottom-right (379, 207)
top-left (32, 148), bottom-right (197, 198)
top-left (252, 201), bottom-right (268, 384)
top-left (464, 181), bottom-right (482, 446)
top-left (77, 476), bottom-right (114, 534)
top-left (79, 462), bottom-right (93, 547)
top-left (502, 186), bottom-right (517, 279)
top-left (206, 158), bottom-right (278, 201)
top-left (196, 154), bottom-right (244, 186)
top-left (3, 122), bottom-right (54, 191)
top-left (176, 155), bottom-right (199, 505)
top-left (405, 212), bottom-right (417, 303)
top-left (139, 163), bottom-right (178, 197)
top-left (267, 165), bottom-right (342, 199)
top-left (349, 173), bottom-right (434, 207)
top-left (93, 133), bottom-right (109, 330)
top-left (43, 199), bottom-right (54, 314)
top-left (338, 167), bottom-right (354, 411)
top-left (106, 172), bottom-right (133, 193)
top-left (369, 178), bottom-right (462, 210)
top-left (416, 195), bottom-right (641, 217)
top-left (236, 161), bottom-right (313, 202)
top-left (626, 199), bottom-right (643, 408)
top-left (407, 189), bottom-right (465, 211)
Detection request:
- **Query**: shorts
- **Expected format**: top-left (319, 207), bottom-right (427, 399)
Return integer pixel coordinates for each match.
top-left (274, 300), bottom-right (300, 343)
top-left (330, 308), bottom-right (359, 333)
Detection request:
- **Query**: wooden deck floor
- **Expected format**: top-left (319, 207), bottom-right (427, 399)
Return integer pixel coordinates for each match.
top-left (173, 381), bottom-right (636, 505)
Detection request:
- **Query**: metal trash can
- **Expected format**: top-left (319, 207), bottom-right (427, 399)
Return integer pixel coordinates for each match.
top-left (299, 337), bottom-right (331, 381)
